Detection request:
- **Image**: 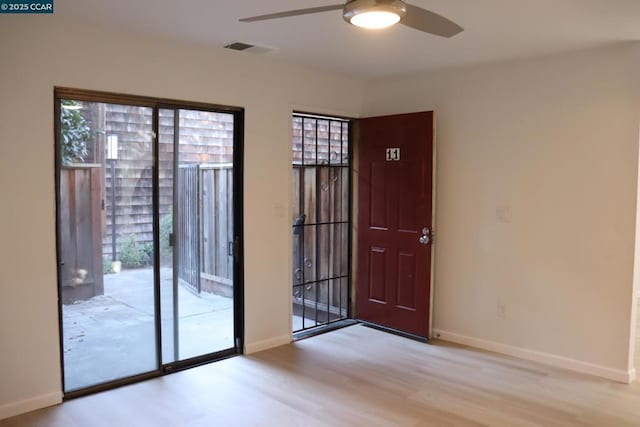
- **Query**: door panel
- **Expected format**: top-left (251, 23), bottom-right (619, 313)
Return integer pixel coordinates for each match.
top-left (57, 99), bottom-right (157, 391)
top-left (397, 252), bottom-right (416, 309)
top-left (356, 111), bottom-right (434, 338)
top-left (161, 108), bottom-right (237, 364)
top-left (369, 247), bottom-right (387, 302)
top-left (176, 108), bottom-right (236, 360)
top-left (370, 162), bottom-right (388, 228)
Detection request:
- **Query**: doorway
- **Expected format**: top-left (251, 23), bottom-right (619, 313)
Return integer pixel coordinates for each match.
top-left (355, 112), bottom-right (435, 338)
top-left (55, 89), bottom-right (244, 395)
top-left (291, 113), bottom-right (351, 333)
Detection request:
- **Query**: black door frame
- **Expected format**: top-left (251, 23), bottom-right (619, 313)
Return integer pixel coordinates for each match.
top-left (54, 87), bottom-right (244, 399)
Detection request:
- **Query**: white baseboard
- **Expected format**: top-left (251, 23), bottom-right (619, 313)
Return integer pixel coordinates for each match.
top-left (433, 329), bottom-right (634, 384)
top-left (0, 391), bottom-right (62, 421)
top-left (245, 334), bottom-right (291, 354)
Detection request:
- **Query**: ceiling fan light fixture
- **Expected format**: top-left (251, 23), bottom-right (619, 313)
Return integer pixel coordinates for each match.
top-left (350, 11), bottom-right (400, 29)
top-left (343, 0), bottom-right (407, 30)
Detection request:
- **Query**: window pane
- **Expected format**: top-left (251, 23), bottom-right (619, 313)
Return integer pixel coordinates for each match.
top-left (292, 116), bottom-right (303, 165)
top-left (303, 118), bottom-right (317, 165)
top-left (330, 121), bottom-right (342, 165)
top-left (59, 100), bottom-right (157, 391)
top-left (174, 109), bottom-right (235, 361)
top-left (341, 121), bottom-right (349, 165)
top-left (317, 119), bottom-right (330, 165)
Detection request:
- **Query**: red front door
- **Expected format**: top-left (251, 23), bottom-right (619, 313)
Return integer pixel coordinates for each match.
top-left (356, 111), bottom-right (434, 338)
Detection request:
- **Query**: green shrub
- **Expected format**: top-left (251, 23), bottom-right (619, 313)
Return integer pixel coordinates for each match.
top-left (119, 235), bottom-right (150, 268)
top-left (60, 100), bottom-right (91, 165)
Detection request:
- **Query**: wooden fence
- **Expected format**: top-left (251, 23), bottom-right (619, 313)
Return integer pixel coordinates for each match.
top-left (102, 105), bottom-right (234, 259)
top-left (292, 165), bottom-right (349, 316)
top-left (177, 164), bottom-right (233, 294)
top-left (59, 165), bottom-right (104, 303)
top-left (177, 164), bottom-right (201, 293)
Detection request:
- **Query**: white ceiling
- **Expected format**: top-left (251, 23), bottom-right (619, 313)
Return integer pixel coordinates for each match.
top-left (58, 0), bottom-right (640, 77)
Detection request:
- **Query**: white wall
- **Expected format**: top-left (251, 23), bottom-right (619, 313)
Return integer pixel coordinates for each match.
top-left (0, 17), bottom-right (365, 418)
top-left (364, 44), bottom-right (640, 380)
top-left (629, 47), bottom-right (640, 374)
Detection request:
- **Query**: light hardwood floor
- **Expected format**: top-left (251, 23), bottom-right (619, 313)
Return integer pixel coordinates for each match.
top-left (3, 324), bottom-right (640, 427)
top-left (636, 297), bottom-right (640, 372)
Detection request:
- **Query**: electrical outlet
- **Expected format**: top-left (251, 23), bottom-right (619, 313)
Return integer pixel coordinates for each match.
top-left (497, 303), bottom-right (506, 319)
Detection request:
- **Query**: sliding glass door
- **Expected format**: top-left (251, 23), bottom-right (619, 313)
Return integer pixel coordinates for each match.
top-left (55, 90), bottom-right (243, 395)
top-left (160, 108), bottom-right (237, 364)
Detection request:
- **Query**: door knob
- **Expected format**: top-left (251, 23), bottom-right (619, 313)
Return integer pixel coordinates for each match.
top-left (419, 227), bottom-right (430, 245)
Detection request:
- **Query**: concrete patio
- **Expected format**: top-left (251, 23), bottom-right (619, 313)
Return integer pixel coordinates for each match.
top-left (62, 267), bottom-right (234, 391)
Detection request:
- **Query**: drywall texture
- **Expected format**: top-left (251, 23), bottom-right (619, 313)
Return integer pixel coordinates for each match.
top-left (364, 44), bottom-right (640, 375)
top-left (0, 16), bottom-right (365, 416)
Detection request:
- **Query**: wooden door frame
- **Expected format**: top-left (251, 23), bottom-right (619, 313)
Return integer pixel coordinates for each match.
top-left (428, 113), bottom-right (437, 339)
top-left (350, 112), bottom-right (438, 339)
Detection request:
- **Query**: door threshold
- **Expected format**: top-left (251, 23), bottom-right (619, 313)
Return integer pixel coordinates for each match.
top-left (293, 319), bottom-right (358, 341)
top-left (357, 320), bottom-right (430, 343)
top-left (64, 347), bottom-right (240, 400)
top-left (63, 370), bottom-right (163, 401)
top-left (162, 347), bottom-right (240, 375)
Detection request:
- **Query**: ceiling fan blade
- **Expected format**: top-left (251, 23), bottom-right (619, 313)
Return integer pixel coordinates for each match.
top-left (239, 4), bottom-right (344, 22)
top-left (401, 4), bottom-right (463, 37)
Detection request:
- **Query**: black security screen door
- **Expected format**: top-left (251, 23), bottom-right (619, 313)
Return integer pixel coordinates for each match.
top-left (291, 113), bottom-right (351, 333)
top-left (55, 88), bottom-right (244, 397)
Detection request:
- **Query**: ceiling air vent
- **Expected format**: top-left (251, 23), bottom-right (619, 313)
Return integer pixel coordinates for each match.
top-left (224, 41), bottom-right (272, 54)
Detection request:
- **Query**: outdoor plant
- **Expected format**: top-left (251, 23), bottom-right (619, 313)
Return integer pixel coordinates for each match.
top-left (60, 100), bottom-right (91, 165)
top-left (119, 235), bottom-right (151, 268)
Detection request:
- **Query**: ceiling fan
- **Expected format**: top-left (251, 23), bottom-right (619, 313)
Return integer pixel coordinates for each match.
top-left (239, 0), bottom-right (463, 38)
